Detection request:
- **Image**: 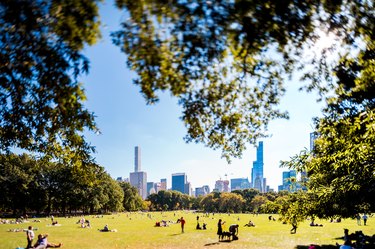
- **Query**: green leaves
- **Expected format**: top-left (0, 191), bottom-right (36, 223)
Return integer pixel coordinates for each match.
top-left (2, 0), bottom-right (374, 167)
top-left (0, 0), bottom-right (100, 161)
top-left (0, 153), bottom-right (126, 214)
top-left (113, 0), bottom-right (372, 160)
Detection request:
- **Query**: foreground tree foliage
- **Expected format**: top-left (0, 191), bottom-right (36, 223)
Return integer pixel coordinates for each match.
top-left (1, 0), bottom-right (373, 162)
top-left (113, 0), bottom-right (374, 160)
top-left (281, 39), bottom-right (375, 218)
top-left (0, 0), bottom-right (100, 161)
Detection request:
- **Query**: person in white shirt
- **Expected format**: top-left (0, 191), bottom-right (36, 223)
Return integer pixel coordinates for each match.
top-left (26, 225), bottom-right (34, 249)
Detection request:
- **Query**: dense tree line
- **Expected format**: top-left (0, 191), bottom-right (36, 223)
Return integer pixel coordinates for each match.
top-left (147, 190), bottom-right (193, 211)
top-left (0, 153), bottom-right (144, 216)
top-left (146, 188), bottom-right (292, 214)
top-left (1, 149), bottom-right (364, 223)
top-left (0, 153), bottom-right (289, 215)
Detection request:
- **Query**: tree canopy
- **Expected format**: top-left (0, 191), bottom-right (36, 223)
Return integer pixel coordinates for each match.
top-left (0, 152), bottom-right (135, 215)
top-left (113, 0), bottom-right (374, 160)
top-left (1, 0), bottom-right (373, 162)
top-left (0, 0), bottom-right (101, 162)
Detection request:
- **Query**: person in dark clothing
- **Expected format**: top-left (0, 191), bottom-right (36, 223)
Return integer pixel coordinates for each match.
top-left (229, 224), bottom-right (239, 240)
top-left (217, 219), bottom-right (223, 241)
top-left (290, 218), bottom-right (298, 234)
top-left (180, 217), bottom-right (185, 233)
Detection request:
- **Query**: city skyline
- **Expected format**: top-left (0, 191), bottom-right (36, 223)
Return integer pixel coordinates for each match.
top-left (122, 140), bottom-right (302, 194)
top-left (82, 2), bottom-right (324, 192)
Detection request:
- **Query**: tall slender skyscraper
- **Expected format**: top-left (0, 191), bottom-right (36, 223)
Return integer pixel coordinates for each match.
top-left (134, 146), bottom-right (141, 172)
top-left (251, 141), bottom-right (264, 192)
top-left (130, 146), bottom-right (147, 199)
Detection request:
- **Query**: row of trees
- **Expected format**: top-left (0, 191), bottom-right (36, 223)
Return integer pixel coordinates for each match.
top-left (146, 188), bottom-right (292, 214)
top-left (0, 153), bottom-right (144, 215)
top-left (0, 151), bottom-right (370, 227)
top-left (0, 152), bottom-right (293, 217)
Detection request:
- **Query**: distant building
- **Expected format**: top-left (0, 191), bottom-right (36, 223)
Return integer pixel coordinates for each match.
top-left (130, 171), bottom-right (147, 199)
top-left (129, 146), bottom-right (147, 199)
top-left (154, 182), bottom-right (162, 193)
top-left (184, 182), bottom-right (192, 196)
top-left (134, 146), bottom-right (141, 172)
top-left (251, 141), bottom-right (266, 192)
top-left (263, 178), bottom-right (269, 193)
top-left (116, 177), bottom-right (129, 182)
top-left (147, 182), bottom-right (155, 195)
top-left (195, 185), bottom-right (210, 197)
top-left (195, 187), bottom-right (205, 197)
top-left (231, 178), bottom-right (250, 190)
top-left (172, 173), bottom-right (188, 194)
top-left (160, 178), bottom-right (167, 191)
top-left (278, 170), bottom-right (297, 192)
top-left (215, 179), bottom-right (230, 192)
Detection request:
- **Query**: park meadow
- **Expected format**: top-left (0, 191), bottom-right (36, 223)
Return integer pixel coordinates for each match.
top-left (1, 212), bottom-right (374, 249)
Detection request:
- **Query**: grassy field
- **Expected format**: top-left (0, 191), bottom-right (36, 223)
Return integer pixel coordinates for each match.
top-left (1, 212), bottom-right (374, 249)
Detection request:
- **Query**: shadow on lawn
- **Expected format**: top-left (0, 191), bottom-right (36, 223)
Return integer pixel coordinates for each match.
top-left (204, 242), bottom-right (220, 246)
top-left (295, 245), bottom-right (337, 249)
top-left (204, 240), bottom-right (232, 246)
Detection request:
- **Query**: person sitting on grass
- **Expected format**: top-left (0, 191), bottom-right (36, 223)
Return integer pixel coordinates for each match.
top-left (244, 220), bottom-right (255, 227)
top-left (33, 234), bottom-right (62, 249)
top-left (100, 224), bottom-right (109, 232)
top-left (99, 224), bottom-right (117, 232)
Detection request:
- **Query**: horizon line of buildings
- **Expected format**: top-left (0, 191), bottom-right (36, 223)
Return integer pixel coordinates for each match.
top-left (120, 135), bottom-right (316, 199)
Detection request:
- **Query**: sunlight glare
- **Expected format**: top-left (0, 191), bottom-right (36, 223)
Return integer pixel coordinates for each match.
top-left (314, 31), bottom-right (337, 52)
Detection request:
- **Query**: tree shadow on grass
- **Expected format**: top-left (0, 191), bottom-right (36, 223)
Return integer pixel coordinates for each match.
top-left (295, 245), bottom-right (337, 249)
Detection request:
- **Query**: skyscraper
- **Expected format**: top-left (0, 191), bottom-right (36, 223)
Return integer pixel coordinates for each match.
top-left (134, 146), bottom-right (141, 172)
top-left (231, 178), bottom-right (250, 190)
top-left (195, 185), bottom-right (210, 197)
top-left (214, 179), bottom-right (230, 192)
top-left (147, 182), bottom-right (155, 195)
top-left (279, 170), bottom-right (297, 192)
top-left (251, 141), bottom-right (265, 192)
top-left (172, 173), bottom-right (187, 194)
top-left (130, 146), bottom-right (147, 199)
top-left (130, 171), bottom-right (147, 199)
top-left (160, 178), bottom-right (167, 191)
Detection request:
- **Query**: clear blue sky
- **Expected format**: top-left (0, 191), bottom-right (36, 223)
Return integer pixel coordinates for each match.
top-left (82, 1), bottom-right (324, 191)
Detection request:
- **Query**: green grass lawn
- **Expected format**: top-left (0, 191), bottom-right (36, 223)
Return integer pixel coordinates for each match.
top-left (1, 212), bottom-right (374, 249)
